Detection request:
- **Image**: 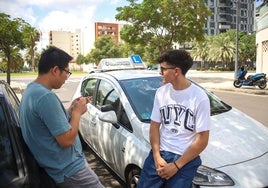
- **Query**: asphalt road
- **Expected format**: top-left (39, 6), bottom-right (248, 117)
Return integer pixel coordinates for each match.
top-left (211, 89), bottom-right (268, 127)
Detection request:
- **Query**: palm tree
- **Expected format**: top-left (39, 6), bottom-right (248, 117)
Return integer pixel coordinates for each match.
top-left (191, 36), bottom-right (212, 70)
top-left (28, 29), bottom-right (41, 71)
top-left (208, 34), bottom-right (236, 69)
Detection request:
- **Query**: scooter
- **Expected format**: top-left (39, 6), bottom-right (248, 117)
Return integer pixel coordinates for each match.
top-left (233, 69), bottom-right (267, 89)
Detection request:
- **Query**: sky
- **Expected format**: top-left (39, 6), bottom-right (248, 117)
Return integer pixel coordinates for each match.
top-left (0, 0), bottom-right (129, 51)
top-left (1, 0), bottom-right (262, 31)
top-left (0, 0), bottom-right (262, 52)
top-left (0, 0), bottom-right (128, 30)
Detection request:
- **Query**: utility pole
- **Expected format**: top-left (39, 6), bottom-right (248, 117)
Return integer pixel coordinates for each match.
top-left (235, 0), bottom-right (239, 79)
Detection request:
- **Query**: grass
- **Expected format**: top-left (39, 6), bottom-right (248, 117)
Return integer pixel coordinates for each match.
top-left (0, 71), bottom-right (87, 77)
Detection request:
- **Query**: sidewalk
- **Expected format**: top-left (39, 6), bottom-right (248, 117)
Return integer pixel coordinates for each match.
top-left (188, 70), bottom-right (268, 95)
top-left (4, 71), bottom-right (268, 96)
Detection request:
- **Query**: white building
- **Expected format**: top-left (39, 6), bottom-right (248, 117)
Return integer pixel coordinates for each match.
top-left (256, 3), bottom-right (268, 73)
top-left (49, 29), bottom-right (83, 60)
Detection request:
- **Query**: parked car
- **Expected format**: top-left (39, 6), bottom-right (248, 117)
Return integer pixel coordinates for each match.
top-left (72, 58), bottom-right (268, 188)
top-left (0, 80), bottom-right (55, 188)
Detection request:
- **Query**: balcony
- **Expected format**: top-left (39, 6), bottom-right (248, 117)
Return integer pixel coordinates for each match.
top-left (219, 24), bottom-right (231, 29)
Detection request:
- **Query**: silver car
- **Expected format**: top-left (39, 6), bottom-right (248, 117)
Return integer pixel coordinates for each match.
top-left (73, 67), bottom-right (268, 188)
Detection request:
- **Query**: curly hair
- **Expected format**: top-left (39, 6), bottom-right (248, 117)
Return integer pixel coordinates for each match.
top-left (157, 50), bottom-right (193, 75)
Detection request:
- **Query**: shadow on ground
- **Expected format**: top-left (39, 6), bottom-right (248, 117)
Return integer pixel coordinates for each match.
top-left (83, 146), bottom-right (125, 188)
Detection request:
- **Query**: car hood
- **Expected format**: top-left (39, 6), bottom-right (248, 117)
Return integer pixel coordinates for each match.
top-left (140, 108), bottom-right (268, 187)
top-left (141, 107), bottom-right (268, 167)
top-left (202, 107), bottom-right (268, 168)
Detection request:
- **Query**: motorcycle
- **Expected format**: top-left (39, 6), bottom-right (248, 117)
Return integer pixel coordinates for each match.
top-left (233, 69), bottom-right (267, 89)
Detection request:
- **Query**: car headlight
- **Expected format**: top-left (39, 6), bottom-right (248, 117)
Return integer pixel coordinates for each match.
top-left (193, 165), bottom-right (235, 186)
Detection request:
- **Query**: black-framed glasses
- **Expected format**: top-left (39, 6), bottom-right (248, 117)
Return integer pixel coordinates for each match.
top-left (160, 66), bottom-right (176, 73)
top-left (62, 69), bottom-right (72, 78)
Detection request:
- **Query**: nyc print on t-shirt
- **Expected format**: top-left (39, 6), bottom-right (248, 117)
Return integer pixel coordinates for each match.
top-left (160, 104), bottom-right (195, 132)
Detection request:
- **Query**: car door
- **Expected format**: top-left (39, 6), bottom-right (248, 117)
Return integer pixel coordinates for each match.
top-left (79, 78), bottom-right (100, 151)
top-left (0, 101), bottom-right (25, 187)
top-left (94, 79), bottom-right (133, 173)
top-left (0, 81), bottom-right (56, 188)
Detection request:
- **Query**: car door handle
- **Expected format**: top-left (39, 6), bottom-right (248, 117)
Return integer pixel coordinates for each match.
top-left (90, 118), bottom-right (96, 126)
top-left (122, 142), bottom-right (126, 153)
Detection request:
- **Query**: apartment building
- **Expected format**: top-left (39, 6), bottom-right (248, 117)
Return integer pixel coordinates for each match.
top-left (49, 30), bottom-right (84, 70)
top-left (205, 0), bottom-right (255, 35)
top-left (49, 29), bottom-right (83, 60)
top-left (94, 22), bottom-right (120, 43)
top-left (256, 3), bottom-right (268, 73)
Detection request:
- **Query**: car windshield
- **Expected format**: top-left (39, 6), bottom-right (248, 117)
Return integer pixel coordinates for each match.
top-left (120, 77), bottom-right (231, 122)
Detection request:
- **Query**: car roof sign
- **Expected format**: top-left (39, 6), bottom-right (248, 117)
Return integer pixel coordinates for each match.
top-left (130, 55), bottom-right (143, 64)
top-left (96, 55), bottom-right (147, 72)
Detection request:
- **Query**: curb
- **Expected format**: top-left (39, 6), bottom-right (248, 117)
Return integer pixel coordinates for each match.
top-left (203, 86), bottom-right (268, 95)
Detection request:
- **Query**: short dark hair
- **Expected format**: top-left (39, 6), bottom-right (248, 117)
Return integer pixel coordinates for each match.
top-left (157, 49), bottom-right (193, 75)
top-left (38, 46), bottom-right (73, 74)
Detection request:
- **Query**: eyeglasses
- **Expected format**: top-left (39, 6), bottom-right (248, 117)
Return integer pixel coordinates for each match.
top-left (160, 66), bottom-right (176, 73)
top-left (62, 69), bottom-right (72, 78)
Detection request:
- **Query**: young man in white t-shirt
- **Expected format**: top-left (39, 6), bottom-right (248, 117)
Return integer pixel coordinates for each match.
top-left (137, 50), bottom-right (210, 188)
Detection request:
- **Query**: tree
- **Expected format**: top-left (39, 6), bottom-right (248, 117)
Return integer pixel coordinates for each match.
top-left (120, 42), bottom-right (147, 59)
top-left (239, 33), bottom-right (256, 68)
top-left (0, 13), bottom-right (38, 84)
top-left (23, 27), bottom-right (41, 71)
top-left (25, 50), bottom-right (41, 70)
top-left (191, 36), bottom-right (212, 70)
top-left (208, 34), bottom-right (236, 69)
top-left (115, 0), bottom-right (211, 55)
top-left (76, 54), bottom-right (87, 65)
top-left (87, 35), bottom-right (123, 64)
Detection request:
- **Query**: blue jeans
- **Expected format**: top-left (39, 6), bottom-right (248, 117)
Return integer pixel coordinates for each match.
top-left (137, 150), bottom-right (201, 188)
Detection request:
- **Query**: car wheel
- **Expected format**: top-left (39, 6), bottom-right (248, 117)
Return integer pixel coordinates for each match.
top-left (233, 80), bottom-right (242, 88)
top-left (126, 167), bottom-right (141, 188)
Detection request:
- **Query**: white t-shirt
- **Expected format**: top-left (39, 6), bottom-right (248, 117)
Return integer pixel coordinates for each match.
top-left (151, 82), bottom-right (210, 155)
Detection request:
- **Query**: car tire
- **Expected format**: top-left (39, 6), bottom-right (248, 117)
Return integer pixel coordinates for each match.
top-left (126, 167), bottom-right (141, 188)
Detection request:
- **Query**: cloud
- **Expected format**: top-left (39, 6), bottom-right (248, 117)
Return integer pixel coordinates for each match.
top-left (0, 0), bottom-right (127, 51)
top-left (16, 0), bottom-right (98, 9)
top-left (1, 1), bottom-right (98, 28)
top-left (0, 0), bottom-right (124, 29)
top-left (38, 7), bottom-right (95, 32)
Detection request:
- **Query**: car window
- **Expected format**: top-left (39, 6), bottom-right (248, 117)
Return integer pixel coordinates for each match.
top-left (97, 80), bottom-right (132, 132)
top-left (81, 78), bottom-right (97, 97)
top-left (204, 89), bottom-right (232, 116)
top-left (120, 77), bottom-right (162, 122)
top-left (96, 80), bottom-right (114, 107)
top-left (120, 77), bottom-right (231, 122)
top-left (4, 83), bottom-right (20, 124)
top-left (190, 80), bottom-right (231, 115)
top-left (0, 102), bottom-right (19, 186)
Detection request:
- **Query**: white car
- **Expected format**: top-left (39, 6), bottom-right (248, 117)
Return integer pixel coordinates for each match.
top-left (72, 58), bottom-right (268, 188)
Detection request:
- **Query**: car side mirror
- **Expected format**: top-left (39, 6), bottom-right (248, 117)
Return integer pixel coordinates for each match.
top-left (101, 104), bottom-right (114, 112)
top-left (99, 111), bottom-right (117, 124)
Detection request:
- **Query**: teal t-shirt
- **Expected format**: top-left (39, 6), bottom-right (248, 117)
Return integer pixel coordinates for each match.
top-left (19, 82), bottom-right (85, 183)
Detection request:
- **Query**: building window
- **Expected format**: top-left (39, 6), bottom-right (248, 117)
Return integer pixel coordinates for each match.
top-left (210, 22), bottom-right (215, 27)
top-left (211, 29), bottom-right (214, 35)
top-left (263, 41), bottom-right (268, 53)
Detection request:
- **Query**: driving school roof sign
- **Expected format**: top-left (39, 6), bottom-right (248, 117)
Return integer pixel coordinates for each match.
top-left (97, 55), bottom-right (146, 71)
top-left (130, 55), bottom-right (143, 64)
